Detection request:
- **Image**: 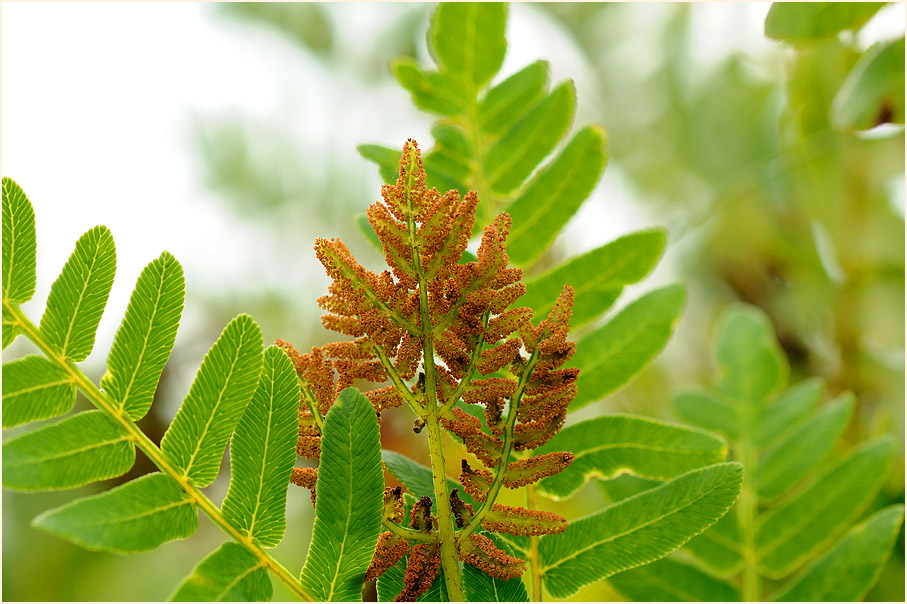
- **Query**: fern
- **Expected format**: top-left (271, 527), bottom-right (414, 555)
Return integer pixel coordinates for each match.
top-left (1, 176), bottom-right (322, 600)
top-left (2, 144), bottom-right (743, 601)
top-left (1, 7), bottom-right (749, 599)
top-left (606, 304), bottom-right (904, 602)
top-left (359, 3), bottom-right (607, 268)
top-left (272, 139), bottom-right (744, 602)
top-left (345, 3), bottom-right (745, 600)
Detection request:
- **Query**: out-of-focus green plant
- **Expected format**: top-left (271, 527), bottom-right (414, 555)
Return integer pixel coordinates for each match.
top-left (544, 3), bottom-right (904, 441)
top-left (765, 2), bottom-right (904, 131)
top-left (604, 304), bottom-right (904, 602)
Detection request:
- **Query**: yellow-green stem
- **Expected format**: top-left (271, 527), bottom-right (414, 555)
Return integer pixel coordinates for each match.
top-left (526, 483), bottom-right (542, 602)
top-left (299, 383), bottom-right (324, 432)
top-left (401, 147), bottom-right (466, 601)
top-left (384, 520), bottom-right (438, 543)
top-left (426, 414), bottom-right (466, 600)
top-left (738, 441), bottom-right (760, 602)
top-left (440, 312), bottom-right (489, 415)
top-left (4, 301), bottom-right (314, 602)
top-left (459, 349), bottom-right (539, 539)
top-left (373, 342), bottom-right (425, 417)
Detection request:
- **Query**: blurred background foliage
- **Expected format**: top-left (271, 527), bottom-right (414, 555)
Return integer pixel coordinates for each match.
top-left (3, 2), bottom-right (903, 601)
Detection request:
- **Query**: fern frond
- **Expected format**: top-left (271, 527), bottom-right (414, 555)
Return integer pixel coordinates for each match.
top-left (282, 140), bottom-right (580, 600)
top-left (1, 179), bottom-right (315, 601)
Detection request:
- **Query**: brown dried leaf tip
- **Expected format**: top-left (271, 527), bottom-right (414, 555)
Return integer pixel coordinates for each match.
top-left (280, 141), bottom-right (580, 590)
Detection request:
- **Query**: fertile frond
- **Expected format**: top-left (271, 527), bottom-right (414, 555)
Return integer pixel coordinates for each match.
top-left (281, 140), bottom-right (580, 598)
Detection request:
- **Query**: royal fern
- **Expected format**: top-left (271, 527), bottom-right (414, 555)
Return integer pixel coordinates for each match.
top-left (273, 141), bottom-right (746, 602)
top-left (3, 136), bottom-right (744, 601)
top-left (2, 176), bottom-right (319, 600)
top-left (278, 140), bottom-right (579, 600)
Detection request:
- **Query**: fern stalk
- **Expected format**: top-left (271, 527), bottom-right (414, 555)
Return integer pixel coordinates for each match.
top-left (526, 482), bottom-right (542, 602)
top-left (456, 348), bottom-right (540, 538)
top-left (738, 441), bottom-right (760, 602)
top-left (299, 384), bottom-right (325, 432)
top-left (406, 139), bottom-right (467, 600)
top-left (426, 415), bottom-right (467, 600)
top-left (305, 140), bottom-right (580, 600)
top-left (3, 301), bottom-right (315, 602)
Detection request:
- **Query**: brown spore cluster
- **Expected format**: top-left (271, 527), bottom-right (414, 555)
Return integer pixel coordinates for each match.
top-left (280, 140), bottom-right (579, 597)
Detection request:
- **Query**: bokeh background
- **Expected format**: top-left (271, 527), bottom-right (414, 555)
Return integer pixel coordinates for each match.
top-left (2, 2), bottom-right (904, 601)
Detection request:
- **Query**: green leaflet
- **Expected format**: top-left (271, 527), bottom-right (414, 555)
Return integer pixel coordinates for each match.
top-left (773, 505), bottom-right (905, 602)
top-left (2, 305), bottom-right (18, 349)
top-left (571, 284), bottom-right (686, 409)
top-left (300, 388), bottom-right (384, 602)
top-left (2, 355), bottom-right (75, 428)
top-left (478, 60), bottom-right (549, 136)
top-left (376, 557), bottom-right (448, 602)
top-left (672, 390), bottom-right (741, 442)
top-left (463, 533), bottom-right (529, 602)
top-left (683, 512), bottom-right (745, 576)
top-left (714, 304), bottom-right (788, 404)
top-left (424, 125), bottom-right (471, 194)
top-left (356, 144), bottom-right (400, 184)
top-left (382, 449), bottom-right (480, 511)
top-left (522, 229), bottom-right (667, 328)
top-left (664, 303), bottom-right (899, 597)
top-left (430, 2), bottom-right (507, 91)
top-left (608, 556), bottom-right (742, 602)
top-left (392, 57), bottom-right (465, 116)
top-left (831, 37), bottom-right (906, 130)
top-left (423, 153), bottom-right (469, 197)
top-left (539, 462), bottom-right (743, 599)
top-left (505, 126), bottom-right (608, 266)
top-left (221, 346), bottom-right (300, 548)
top-left (756, 438), bottom-right (896, 578)
top-left (430, 125), bottom-right (471, 164)
top-left (161, 314), bottom-right (264, 488)
top-left (754, 393), bottom-right (853, 500)
top-left (39, 225), bottom-right (117, 362)
top-left (33, 472), bottom-right (197, 553)
top-left (536, 414), bottom-right (727, 500)
top-left (3, 410), bottom-right (134, 491)
top-left (752, 377), bottom-right (823, 448)
top-left (483, 82), bottom-right (576, 194)
top-left (101, 251), bottom-right (185, 420)
top-left (171, 542), bottom-right (272, 602)
top-left (597, 474), bottom-right (660, 504)
top-left (2, 177), bottom-right (37, 304)
top-left (765, 2), bottom-right (886, 42)
top-left (355, 213), bottom-right (383, 252)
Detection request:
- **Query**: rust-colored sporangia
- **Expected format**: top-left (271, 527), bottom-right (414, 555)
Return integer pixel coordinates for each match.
top-left (366, 531), bottom-right (412, 583)
top-left (280, 140), bottom-right (579, 597)
top-left (397, 543), bottom-right (441, 602)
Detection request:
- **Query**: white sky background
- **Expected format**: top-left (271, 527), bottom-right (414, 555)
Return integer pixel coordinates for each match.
top-left (2, 2), bottom-right (904, 374)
